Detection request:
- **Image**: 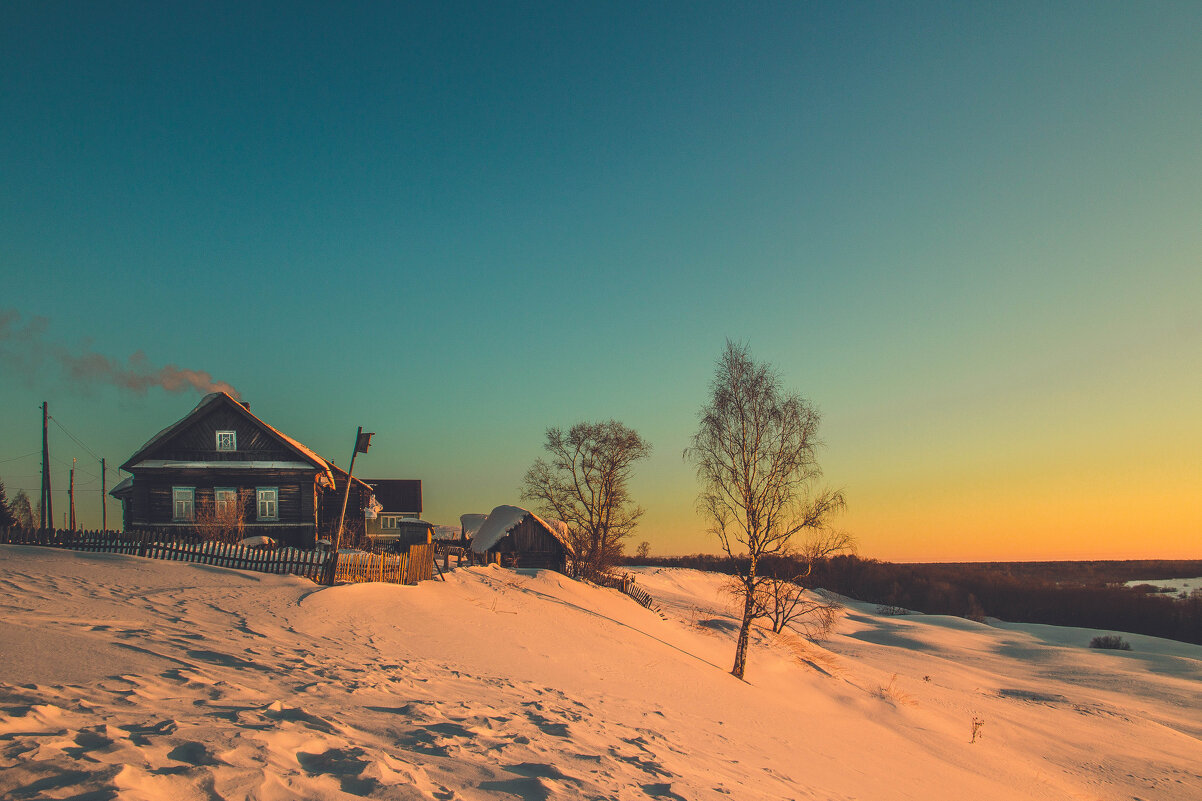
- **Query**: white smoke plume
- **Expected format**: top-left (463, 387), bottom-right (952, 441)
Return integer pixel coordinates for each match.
top-left (0, 308), bottom-right (240, 398)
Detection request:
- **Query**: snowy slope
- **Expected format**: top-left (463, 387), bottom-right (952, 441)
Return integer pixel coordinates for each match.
top-left (0, 547), bottom-right (1199, 800)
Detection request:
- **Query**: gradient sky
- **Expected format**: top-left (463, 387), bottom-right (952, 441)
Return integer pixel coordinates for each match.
top-left (2, 2), bottom-right (1199, 561)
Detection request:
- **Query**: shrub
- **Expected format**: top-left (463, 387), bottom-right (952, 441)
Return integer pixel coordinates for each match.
top-left (1089, 635), bottom-right (1132, 651)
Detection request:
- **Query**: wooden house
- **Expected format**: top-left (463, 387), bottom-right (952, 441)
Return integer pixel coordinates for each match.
top-left (111, 392), bottom-right (371, 547)
top-left (362, 479), bottom-right (423, 540)
top-left (471, 505), bottom-right (570, 572)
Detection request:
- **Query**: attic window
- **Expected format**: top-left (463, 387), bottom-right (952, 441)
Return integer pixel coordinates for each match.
top-left (216, 431), bottom-right (236, 451)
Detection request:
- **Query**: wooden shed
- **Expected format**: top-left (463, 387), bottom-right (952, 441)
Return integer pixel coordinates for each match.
top-left (471, 505), bottom-right (570, 572)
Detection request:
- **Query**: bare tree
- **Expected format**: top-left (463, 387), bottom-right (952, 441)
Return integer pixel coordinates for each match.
top-left (194, 488), bottom-right (252, 544)
top-left (522, 421), bottom-right (651, 580)
top-left (686, 341), bottom-right (846, 679)
top-left (757, 529), bottom-right (854, 636)
top-left (635, 540), bottom-right (651, 560)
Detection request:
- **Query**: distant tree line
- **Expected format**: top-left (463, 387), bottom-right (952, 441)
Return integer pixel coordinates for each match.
top-left (628, 553), bottom-right (1202, 645)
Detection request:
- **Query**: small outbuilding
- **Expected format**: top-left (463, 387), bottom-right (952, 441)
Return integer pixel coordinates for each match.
top-left (471, 505), bottom-right (570, 572)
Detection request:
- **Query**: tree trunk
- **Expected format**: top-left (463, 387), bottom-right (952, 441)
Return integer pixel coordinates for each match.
top-left (731, 584), bottom-right (756, 680)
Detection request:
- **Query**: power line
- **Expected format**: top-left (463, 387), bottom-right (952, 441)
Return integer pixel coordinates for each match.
top-left (48, 415), bottom-right (103, 462)
top-left (0, 451), bottom-right (41, 464)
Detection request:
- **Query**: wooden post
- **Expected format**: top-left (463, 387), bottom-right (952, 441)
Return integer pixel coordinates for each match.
top-left (101, 458), bottom-right (106, 532)
top-left (334, 426), bottom-right (373, 553)
top-left (68, 458), bottom-right (76, 531)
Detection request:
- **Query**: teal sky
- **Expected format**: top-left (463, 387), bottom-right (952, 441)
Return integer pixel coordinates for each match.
top-left (3, 2), bottom-right (1200, 560)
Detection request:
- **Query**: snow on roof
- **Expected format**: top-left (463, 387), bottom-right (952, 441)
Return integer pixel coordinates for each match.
top-left (460, 513), bottom-right (489, 537)
top-left (108, 475), bottom-right (134, 497)
top-left (470, 505), bottom-right (571, 554)
top-left (122, 392), bottom-right (336, 487)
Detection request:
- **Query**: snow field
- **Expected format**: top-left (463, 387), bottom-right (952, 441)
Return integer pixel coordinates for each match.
top-left (0, 547), bottom-right (1199, 800)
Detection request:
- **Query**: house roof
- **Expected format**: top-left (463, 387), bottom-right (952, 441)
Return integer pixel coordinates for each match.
top-left (120, 392), bottom-right (338, 487)
top-left (471, 505), bottom-right (571, 554)
top-left (460, 513), bottom-right (489, 538)
top-left (108, 475), bottom-right (134, 498)
top-left (363, 479), bottom-right (422, 512)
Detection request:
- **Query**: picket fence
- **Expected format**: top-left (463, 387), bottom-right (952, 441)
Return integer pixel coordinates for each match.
top-left (594, 571), bottom-right (658, 611)
top-left (334, 542), bottom-right (435, 585)
top-left (0, 527), bottom-right (434, 587)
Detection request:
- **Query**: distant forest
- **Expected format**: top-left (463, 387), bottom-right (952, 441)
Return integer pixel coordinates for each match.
top-left (627, 554), bottom-right (1202, 646)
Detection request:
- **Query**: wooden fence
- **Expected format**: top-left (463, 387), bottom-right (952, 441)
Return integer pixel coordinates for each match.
top-left (594, 571), bottom-right (658, 611)
top-left (334, 542), bottom-right (434, 585)
top-left (0, 527), bottom-right (435, 587)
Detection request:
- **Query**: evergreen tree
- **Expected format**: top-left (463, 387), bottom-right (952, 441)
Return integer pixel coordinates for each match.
top-left (10, 489), bottom-right (34, 528)
top-left (0, 477), bottom-right (17, 528)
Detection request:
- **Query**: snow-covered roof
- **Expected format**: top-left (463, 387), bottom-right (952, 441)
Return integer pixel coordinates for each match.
top-left (471, 505), bottom-right (571, 554)
top-left (460, 513), bottom-right (489, 537)
top-left (108, 475), bottom-right (134, 497)
top-left (121, 392), bottom-right (337, 487)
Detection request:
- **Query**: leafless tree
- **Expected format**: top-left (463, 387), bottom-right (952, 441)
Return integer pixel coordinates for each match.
top-left (522, 421), bottom-right (651, 580)
top-left (686, 341), bottom-right (846, 679)
top-left (635, 540), bottom-right (651, 560)
top-left (194, 488), bottom-right (252, 544)
top-left (757, 529), bottom-right (854, 636)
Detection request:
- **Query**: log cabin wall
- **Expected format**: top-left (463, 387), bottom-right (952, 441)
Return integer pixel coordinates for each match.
top-left (129, 468), bottom-right (320, 547)
top-left (490, 516), bottom-right (568, 571)
top-left (142, 405), bottom-right (298, 462)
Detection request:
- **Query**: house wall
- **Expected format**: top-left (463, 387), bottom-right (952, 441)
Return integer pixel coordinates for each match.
top-left (126, 468), bottom-right (320, 547)
top-left (365, 511), bottom-right (422, 540)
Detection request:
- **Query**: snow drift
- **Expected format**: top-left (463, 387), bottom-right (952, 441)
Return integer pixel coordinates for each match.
top-left (0, 546), bottom-right (1199, 800)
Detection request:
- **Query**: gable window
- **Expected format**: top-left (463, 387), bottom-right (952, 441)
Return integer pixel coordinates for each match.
top-left (216, 430), bottom-right (237, 451)
top-left (256, 487), bottom-right (278, 521)
top-left (214, 487), bottom-right (237, 517)
top-left (172, 487), bottom-right (195, 522)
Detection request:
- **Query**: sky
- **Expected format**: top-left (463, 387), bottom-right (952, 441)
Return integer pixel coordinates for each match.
top-left (2, 1), bottom-right (1199, 561)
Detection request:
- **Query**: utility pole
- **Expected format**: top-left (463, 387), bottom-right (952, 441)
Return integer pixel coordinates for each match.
top-left (40, 402), bottom-right (52, 530)
top-left (68, 458), bottom-right (76, 531)
top-left (101, 458), bottom-right (107, 531)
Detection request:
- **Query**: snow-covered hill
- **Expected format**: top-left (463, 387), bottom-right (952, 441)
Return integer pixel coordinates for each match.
top-left (1, 546), bottom-right (1199, 800)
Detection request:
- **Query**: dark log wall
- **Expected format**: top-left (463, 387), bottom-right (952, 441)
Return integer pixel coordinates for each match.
top-left (317, 478), bottom-right (369, 540)
top-left (491, 516), bottom-right (568, 572)
top-left (128, 469), bottom-right (320, 547)
top-left (145, 405), bottom-right (299, 462)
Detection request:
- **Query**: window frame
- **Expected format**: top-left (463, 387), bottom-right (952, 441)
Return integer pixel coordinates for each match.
top-left (256, 487), bottom-right (278, 522)
top-left (214, 487), bottom-right (238, 517)
top-left (215, 430), bottom-right (237, 452)
top-left (172, 487), bottom-right (195, 522)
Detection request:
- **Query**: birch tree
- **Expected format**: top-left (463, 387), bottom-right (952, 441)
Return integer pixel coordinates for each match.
top-left (686, 341), bottom-right (846, 679)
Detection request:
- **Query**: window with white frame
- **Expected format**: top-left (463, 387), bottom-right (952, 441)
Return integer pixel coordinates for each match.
top-left (256, 487), bottom-right (278, 521)
top-left (172, 487), bottom-right (195, 522)
top-left (214, 487), bottom-right (237, 517)
top-left (215, 430), bottom-right (237, 451)
top-left (380, 515), bottom-right (401, 529)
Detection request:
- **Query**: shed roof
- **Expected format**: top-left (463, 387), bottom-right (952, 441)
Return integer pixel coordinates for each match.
top-left (471, 505), bottom-right (571, 554)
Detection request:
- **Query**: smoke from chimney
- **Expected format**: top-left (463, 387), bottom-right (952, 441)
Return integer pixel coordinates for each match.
top-left (0, 308), bottom-right (240, 398)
